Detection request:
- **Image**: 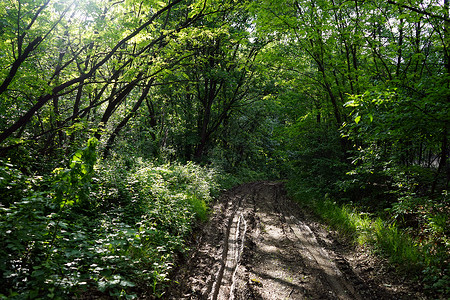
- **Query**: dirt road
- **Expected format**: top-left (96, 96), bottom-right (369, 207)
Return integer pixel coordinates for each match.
top-left (167, 182), bottom-right (423, 299)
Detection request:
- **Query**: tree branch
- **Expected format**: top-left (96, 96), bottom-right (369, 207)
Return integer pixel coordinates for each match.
top-left (0, 0), bottom-right (187, 146)
top-left (386, 0), bottom-right (449, 22)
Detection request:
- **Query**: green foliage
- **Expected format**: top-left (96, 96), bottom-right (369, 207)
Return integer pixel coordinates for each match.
top-left (423, 265), bottom-right (450, 296)
top-left (0, 138), bottom-right (99, 299)
top-left (280, 120), bottom-right (350, 195)
top-left (0, 136), bottom-right (220, 298)
top-left (53, 137), bottom-right (98, 208)
top-left (1, 0), bottom-right (449, 298)
top-left (90, 159), bottom-right (219, 297)
top-left (0, 161), bottom-right (30, 207)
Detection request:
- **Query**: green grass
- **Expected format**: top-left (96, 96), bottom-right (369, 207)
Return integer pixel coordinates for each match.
top-left (289, 185), bottom-right (423, 269)
top-left (287, 185), bottom-right (370, 242)
top-left (311, 196), bottom-right (420, 267)
top-left (285, 180), bottom-right (448, 297)
top-left (372, 218), bottom-right (422, 270)
top-left (188, 194), bottom-right (209, 222)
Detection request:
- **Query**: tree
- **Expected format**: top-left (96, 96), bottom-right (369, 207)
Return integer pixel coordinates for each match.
top-left (0, 0), bottom-right (205, 159)
top-left (143, 1), bottom-right (265, 161)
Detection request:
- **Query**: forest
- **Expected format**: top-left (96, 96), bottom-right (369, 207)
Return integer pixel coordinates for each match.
top-left (0, 0), bottom-right (448, 298)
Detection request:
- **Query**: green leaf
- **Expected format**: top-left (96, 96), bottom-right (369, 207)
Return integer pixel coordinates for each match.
top-left (344, 100), bottom-right (358, 107)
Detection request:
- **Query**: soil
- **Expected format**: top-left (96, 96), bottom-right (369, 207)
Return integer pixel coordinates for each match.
top-left (165, 181), bottom-right (427, 300)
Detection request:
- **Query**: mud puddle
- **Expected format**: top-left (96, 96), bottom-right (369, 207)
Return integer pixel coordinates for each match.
top-left (166, 182), bottom-right (425, 299)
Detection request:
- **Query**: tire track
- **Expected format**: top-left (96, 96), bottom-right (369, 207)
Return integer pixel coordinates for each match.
top-left (166, 182), bottom-right (414, 300)
top-left (209, 195), bottom-right (248, 300)
top-left (278, 204), bottom-right (361, 300)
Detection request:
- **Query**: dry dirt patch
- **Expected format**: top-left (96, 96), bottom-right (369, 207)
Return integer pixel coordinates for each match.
top-left (166, 182), bottom-right (425, 299)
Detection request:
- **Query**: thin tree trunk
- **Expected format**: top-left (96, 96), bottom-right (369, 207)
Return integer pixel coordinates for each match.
top-left (94, 78), bottom-right (141, 140)
top-left (103, 80), bottom-right (153, 158)
top-left (0, 37), bottom-right (42, 95)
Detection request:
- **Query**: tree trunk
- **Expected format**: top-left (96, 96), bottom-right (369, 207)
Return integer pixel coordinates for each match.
top-left (94, 78), bottom-right (140, 140)
top-left (0, 37), bottom-right (43, 96)
top-left (103, 80), bottom-right (152, 158)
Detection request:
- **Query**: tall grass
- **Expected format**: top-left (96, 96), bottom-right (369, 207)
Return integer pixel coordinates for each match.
top-left (372, 219), bottom-right (422, 270)
top-left (286, 172), bottom-right (450, 298)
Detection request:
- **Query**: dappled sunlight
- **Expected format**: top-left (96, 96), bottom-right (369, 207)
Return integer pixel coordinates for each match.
top-left (0, 0), bottom-right (448, 297)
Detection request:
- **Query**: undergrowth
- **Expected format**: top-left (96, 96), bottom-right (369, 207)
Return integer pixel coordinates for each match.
top-left (286, 180), bottom-right (449, 299)
top-left (0, 140), bottom-right (220, 299)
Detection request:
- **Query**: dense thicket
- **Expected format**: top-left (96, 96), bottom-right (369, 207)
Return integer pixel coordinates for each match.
top-left (0, 0), bottom-right (448, 298)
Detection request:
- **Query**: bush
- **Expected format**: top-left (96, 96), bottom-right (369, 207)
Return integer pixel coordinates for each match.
top-left (0, 142), bottom-right (220, 298)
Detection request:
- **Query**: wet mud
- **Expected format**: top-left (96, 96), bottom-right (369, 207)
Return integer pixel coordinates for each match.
top-left (166, 182), bottom-right (425, 300)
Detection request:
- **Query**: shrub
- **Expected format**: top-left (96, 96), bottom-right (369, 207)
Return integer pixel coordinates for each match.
top-left (0, 142), bottom-right (220, 298)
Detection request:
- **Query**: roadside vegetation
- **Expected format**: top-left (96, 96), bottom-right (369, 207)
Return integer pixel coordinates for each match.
top-left (284, 126), bottom-right (449, 297)
top-left (0, 141), bottom-right (221, 298)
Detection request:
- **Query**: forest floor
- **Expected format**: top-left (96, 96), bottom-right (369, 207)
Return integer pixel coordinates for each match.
top-left (165, 181), bottom-right (427, 300)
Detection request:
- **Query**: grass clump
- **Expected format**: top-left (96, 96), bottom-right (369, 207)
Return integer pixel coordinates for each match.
top-left (372, 218), bottom-right (422, 269)
top-left (287, 185), bottom-right (371, 242)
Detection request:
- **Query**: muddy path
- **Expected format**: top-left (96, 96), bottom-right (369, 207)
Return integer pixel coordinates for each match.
top-left (166, 182), bottom-right (424, 299)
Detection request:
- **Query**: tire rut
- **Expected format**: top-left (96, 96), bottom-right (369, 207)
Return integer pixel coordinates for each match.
top-left (276, 199), bottom-right (361, 300)
top-left (211, 206), bottom-right (247, 299)
top-left (166, 182), bottom-right (420, 300)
